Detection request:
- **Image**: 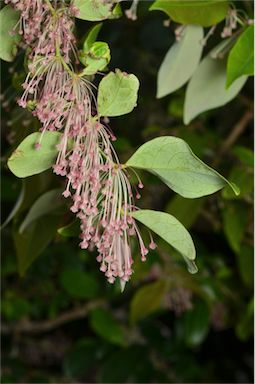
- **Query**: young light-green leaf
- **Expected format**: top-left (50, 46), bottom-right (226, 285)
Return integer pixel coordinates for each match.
top-left (80, 41), bottom-right (110, 75)
top-left (226, 26), bottom-right (254, 88)
top-left (73, 0), bottom-right (113, 21)
top-left (97, 69), bottom-right (139, 117)
top-left (132, 209), bottom-right (196, 263)
top-left (126, 136), bottom-right (239, 198)
top-left (157, 25), bottom-right (203, 98)
top-left (7, 132), bottom-right (62, 178)
top-left (83, 23), bottom-right (103, 52)
top-left (184, 48), bottom-right (247, 124)
top-left (150, 0), bottom-right (228, 27)
top-left (0, 5), bottom-right (21, 62)
top-left (19, 189), bottom-right (65, 234)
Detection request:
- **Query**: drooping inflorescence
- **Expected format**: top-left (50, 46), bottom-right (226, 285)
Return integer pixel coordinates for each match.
top-left (7, 0), bottom-right (155, 287)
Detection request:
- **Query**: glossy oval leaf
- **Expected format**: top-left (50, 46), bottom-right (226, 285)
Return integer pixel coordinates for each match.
top-left (7, 132), bottom-right (62, 178)
top-left (184, 50), bottom-right (247, 124)
top-left (130, 280), bottom-right (167, 323)
top-left (14, 215), bottom-right (60, 276)
top-left (19, 189), bottom-right (65, 234)
top-left (0, 5), bottom-right (20, 62)
top-left (63, 339), bottom-right (98, 379)
top-left (226, 26), bottom-right (254, 88)
top-left (60, 269), bottom-right (99, 299)
top-left (98, 69), bottom-right (139, 117)
top-left (73, 0), bottom-right (113, 21)
top-left (126, 136), bottom-right (239, 198)
top-left (222, 202), bottom-right (248, 253)
top-left (97, 69), bottom-right (139, 116)
top-left (89, 308), bottom-right (125, 345)
top-left (157, 25), bottom-right (203, 98)
top-left (132, 209), bottom-right (196, 263)
top-left (165, 195), bottom-right (204, 229)
top-left (233, 145), bottom-right (254, 167)
top-left (150, 0), bottom-right (228, 27)
top-left (182, 300), bottom-right (210, 347)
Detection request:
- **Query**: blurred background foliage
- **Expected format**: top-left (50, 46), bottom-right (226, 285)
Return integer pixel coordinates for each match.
top-left (1, 1), bottom-right (254, 383)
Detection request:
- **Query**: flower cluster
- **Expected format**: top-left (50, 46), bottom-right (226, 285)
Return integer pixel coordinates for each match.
top-left (9, 0), bottom-right (155, 287)
top-left (6, 0), bottom-right (77, 58)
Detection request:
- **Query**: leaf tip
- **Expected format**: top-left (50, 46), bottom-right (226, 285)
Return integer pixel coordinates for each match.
top-left (183, 257), bottom-right (198, 274)
top-left (156, 88), bottom-right (164, 99)
top-left (231, 182), bottom-right (240, 196)
top-left (148, 3), bottom-right (156, 11)
top-left (183, 114), bottom-right (191, 125)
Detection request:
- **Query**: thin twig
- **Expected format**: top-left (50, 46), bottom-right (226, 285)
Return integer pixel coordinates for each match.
top-left (1, 300), bottom-right (104, 335)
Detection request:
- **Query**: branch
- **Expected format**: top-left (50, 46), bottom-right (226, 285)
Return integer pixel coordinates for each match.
top-left (1, 300), bottom-right (104, 335)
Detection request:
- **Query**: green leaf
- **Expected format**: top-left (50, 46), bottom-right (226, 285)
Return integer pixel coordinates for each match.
top-left (1, 183), bottom-right (25, 229)
top-left (150, 0), bottom-right (228, 27)
top-left (73, 0), bottom-right (114, 21)
top-left (16, 172), bottom-right (54, 215)
top-left (157, 25), bottom-right (203, 98)
top-left (63, 338), bottom-right (98, 379)
top-left (236, 299), bottom-right (254, 341)
top-left (236, 244), bottom-right (253, 288)
top-left (58, 219), bottom-right (81, 238)
top-left (132, 209), bottom-right (196, 267)
top-left (182, 300), bottom-right (210, 347)
top-left (184, 47), bottom-right (247, 124)
top-left (14, 215), bottom-right (59, 276)
top-left (222, 202), bottom-right (248, 253)
top-left (184, 55), bottom-right (247, 125)
top-left (89, 308), bottom-right (125, 345)
top-left (2, 295), bottom-right (31, 321)
top-left (126, 136), bottom-right (239, 198)
top-left (7, 132), bottom-right (62, 178)
top-left (97, 69), bottom-right (139, 117)
top-left (232, 146), bottom-right (254, 167)
top-left (226, 26), bottom-right (254, 87)
top-left (0, 5), bottom-right (20, 62)
top-left (222, 166), bottom-right (253, 200)
top-left (99, 346), bottom-right (153, 383)
top-left (60, 269), bottom-right (99, 299)
top-left (130, 280), bottom-right (167, 323)
top-left (109, 2), bottom-right (122, 19)
top-left (19, 189), bottom-right (65, 233)
top-left (83, 23), bottom-right (103, 52)
top-left (165, 195), bottom-right (204, 229)
top-left (2, 171), bottom-right (54, 230)
top-left (80, 41), bottom-right (111, 75)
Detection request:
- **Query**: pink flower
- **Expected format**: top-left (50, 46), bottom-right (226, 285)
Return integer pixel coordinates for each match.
top-left (10, 0), bottom-right (154, 288)
top-left (55, 119), bottom-right (154, 286)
